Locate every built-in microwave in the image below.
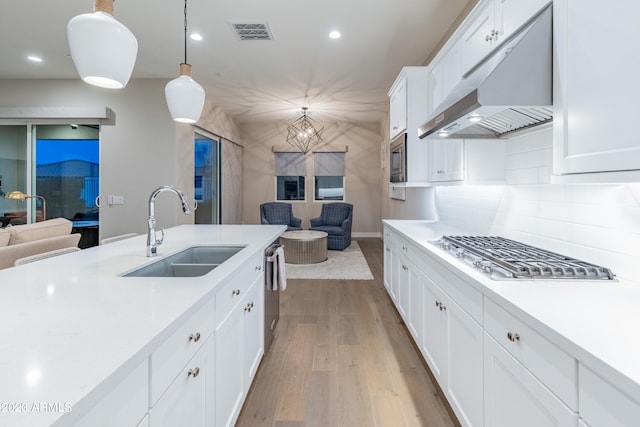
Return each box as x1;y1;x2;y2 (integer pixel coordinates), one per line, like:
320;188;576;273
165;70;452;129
390;133;406;183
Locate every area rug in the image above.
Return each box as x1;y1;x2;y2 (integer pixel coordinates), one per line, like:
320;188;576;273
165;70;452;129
285;241;374;280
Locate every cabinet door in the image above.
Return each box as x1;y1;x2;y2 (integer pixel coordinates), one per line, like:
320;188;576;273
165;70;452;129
445;293;484;427
389;245;401;303
484;333;578;427
243;279;264;389
421;271;447;383
397;252;410;321
431;42;462;112
554;0;640;175
461;0;495;73
215;304;245;427
407;263;422;345
429;139;464;182
383;242;392;291
389;77;407;138
150;341;210;427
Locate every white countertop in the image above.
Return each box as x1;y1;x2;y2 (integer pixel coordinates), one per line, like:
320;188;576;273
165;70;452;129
383;220;640;402
0;224;285;427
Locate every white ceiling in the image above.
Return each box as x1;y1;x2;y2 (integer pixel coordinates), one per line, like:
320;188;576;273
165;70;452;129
0;0;475;124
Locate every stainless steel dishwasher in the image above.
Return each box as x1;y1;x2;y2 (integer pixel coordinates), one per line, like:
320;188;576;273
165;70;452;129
264;242;281;351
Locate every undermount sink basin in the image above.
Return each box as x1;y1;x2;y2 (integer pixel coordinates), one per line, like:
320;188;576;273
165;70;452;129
122;245;246;278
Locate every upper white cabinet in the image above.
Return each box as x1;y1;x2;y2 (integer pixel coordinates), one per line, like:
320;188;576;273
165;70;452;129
461;0;551;74
389;76;408;139
430;41;462;113
388;67;431;184
553;0;640;180
428;139;506;184
429;139;465;182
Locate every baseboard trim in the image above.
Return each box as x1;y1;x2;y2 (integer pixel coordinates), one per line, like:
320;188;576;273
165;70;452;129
353;232;382;238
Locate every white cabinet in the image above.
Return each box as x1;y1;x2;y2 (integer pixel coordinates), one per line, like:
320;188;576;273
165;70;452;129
430;41;462;113
389;76;408;139
421;278;483;427
553;0;640;180
388;67;431;184
215;274;265;427
484;334;578;427
578;364;640;427
150;339;212;427
428;139;465;182
461;0;550;74
428;139;506;184
384;228;483;427
383;230;392;291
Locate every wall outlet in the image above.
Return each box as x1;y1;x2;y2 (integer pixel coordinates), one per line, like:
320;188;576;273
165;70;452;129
108;195;125;205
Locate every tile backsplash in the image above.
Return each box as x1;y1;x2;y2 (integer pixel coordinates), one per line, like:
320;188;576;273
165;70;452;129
435;126;640;284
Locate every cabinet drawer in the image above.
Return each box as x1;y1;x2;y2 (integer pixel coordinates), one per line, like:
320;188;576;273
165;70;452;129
150;298;216;405
579;364;640;427
414;249;483;325
484;298;577;410
216;252;263;326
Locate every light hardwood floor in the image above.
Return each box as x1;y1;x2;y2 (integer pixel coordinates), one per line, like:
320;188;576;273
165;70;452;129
236;239;459;427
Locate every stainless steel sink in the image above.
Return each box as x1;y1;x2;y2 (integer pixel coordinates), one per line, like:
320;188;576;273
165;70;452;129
122;245;246;278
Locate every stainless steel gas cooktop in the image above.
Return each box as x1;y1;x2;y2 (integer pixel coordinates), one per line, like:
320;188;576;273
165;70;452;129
433;236;615;281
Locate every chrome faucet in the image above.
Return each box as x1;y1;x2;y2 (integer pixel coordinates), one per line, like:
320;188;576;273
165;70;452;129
147;186;191;257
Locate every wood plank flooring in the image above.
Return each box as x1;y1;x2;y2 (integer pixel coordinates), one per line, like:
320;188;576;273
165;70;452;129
236;239;459;427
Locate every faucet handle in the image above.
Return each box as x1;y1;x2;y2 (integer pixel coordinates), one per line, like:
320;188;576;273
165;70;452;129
155;228;165;246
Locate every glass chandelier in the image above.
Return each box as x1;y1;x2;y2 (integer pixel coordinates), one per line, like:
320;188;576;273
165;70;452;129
286;108;324;154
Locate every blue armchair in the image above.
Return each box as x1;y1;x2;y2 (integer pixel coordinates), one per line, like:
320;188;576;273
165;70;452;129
309;202;353;250
260;202;302;231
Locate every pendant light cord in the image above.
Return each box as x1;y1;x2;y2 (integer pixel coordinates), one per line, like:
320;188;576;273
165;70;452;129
183;0;188;65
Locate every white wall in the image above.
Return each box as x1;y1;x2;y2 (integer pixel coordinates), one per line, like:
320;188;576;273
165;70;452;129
0;79;240;242
240;120;382;236
435;126;640;284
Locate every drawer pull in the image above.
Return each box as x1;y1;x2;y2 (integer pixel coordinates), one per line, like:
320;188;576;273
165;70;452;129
187;367;200;378
232;289;241;296
507;332;520;342
402;264;408;271
255;265;262;271
188;332;201;343
244;303;252;313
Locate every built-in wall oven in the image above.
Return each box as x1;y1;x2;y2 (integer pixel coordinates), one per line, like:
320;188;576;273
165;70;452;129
390;133;407;183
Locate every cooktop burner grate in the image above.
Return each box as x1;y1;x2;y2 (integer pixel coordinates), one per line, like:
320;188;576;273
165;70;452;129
437;236;615;280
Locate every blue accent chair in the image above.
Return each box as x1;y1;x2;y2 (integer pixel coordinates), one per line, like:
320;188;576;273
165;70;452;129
260;202;302;231
309;202;353;250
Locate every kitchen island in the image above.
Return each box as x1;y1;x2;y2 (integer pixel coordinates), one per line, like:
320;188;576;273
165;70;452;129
0;224;285;427
384;220;640;427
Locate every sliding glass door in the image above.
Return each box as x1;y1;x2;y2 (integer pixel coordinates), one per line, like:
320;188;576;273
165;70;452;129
0;123;100;247
194;131;221;224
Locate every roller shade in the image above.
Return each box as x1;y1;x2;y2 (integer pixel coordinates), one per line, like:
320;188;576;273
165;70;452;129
314;152;345;176
274;152;306;175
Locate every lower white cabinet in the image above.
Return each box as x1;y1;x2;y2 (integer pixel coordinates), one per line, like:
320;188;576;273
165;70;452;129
150;338;213;427
484;333;577;427
215;277;264;427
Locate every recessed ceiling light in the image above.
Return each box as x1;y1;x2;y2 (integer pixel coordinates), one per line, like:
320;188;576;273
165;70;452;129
329;31;341;39
468;115;483;123
438;131;449;137
27;55;43;63
190;33;203;41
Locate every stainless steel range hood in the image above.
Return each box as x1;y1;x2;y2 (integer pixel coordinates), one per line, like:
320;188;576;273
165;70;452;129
418;6;552;140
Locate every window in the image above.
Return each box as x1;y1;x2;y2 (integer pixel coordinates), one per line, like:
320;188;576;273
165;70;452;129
314;152;345;201
194;132;221;224
274;152;306;201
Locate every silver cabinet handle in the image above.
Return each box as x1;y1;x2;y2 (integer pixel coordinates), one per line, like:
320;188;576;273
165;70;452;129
255;265;262;271
402;264;408;271
486;34;491;42
244;303;252;313
435;301;446;311
232;289;240;296
507;332;520;342
188;332;201;343
187;367;200;378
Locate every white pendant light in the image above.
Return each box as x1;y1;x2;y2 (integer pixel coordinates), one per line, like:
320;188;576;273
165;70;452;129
165;0;205;124
67;0;138;89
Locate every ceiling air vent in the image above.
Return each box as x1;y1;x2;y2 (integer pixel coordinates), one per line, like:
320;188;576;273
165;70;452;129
229;21;274;41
